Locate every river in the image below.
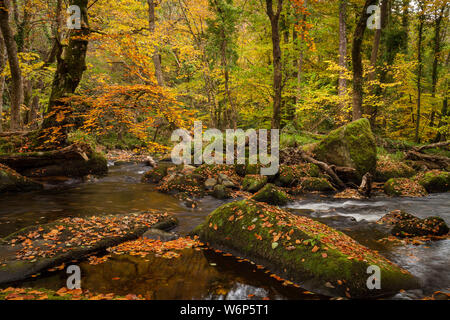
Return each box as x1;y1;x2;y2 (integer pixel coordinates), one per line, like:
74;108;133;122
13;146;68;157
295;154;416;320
0;162;448;300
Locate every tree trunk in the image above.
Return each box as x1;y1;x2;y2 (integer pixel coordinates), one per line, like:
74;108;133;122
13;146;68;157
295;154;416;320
338;0;348;111
297;0;307;102
266;0;283;129
0;33;5;133
414;9;424;144
401;0;409;53
0;0;23;130
45;0;64;66
368;0;389;126
352;0;377;121
148;0;165;86
42;0;90;143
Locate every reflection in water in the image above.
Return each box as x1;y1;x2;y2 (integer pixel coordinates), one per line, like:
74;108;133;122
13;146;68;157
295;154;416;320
1;164;449;299
19;249;325;300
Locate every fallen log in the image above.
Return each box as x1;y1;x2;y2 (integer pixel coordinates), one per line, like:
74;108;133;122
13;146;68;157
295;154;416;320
299;151;346;189
405;150;450;169
0;143;107;178
415;140;450;152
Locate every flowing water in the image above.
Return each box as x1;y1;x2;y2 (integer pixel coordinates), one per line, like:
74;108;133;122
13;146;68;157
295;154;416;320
0;163;448;299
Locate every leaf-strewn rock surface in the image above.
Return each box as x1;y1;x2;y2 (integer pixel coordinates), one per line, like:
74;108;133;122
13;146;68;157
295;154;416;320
194;200;418;298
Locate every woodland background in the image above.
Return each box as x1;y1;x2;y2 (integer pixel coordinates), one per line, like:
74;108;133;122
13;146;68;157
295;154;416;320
0;0;448;153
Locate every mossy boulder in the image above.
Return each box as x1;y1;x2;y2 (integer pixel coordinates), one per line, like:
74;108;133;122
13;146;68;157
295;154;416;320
300;177;336;192
278;163;320;187
384;178;428;197
193;200;418;298
252;184;289;206
313;119;377;180
212;184;231;200
375;157;416;182
0;164;43;193
417;170;450;193
242;175;268;193
378;210;449;238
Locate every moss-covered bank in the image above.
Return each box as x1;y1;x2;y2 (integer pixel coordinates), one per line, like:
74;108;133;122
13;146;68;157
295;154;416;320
0;164;43;193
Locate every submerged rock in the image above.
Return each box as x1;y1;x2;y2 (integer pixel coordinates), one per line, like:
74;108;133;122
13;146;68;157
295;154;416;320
378;210;449;238
252;183;289;206
384;178;428;197
313;118;377;180
142;163;174;184
212;184;231;200
143;229;180;242
417;170;450;193
242;175;268;193
0;164;43;193
157;173;205;196
204;178;218;190
193;200;418;298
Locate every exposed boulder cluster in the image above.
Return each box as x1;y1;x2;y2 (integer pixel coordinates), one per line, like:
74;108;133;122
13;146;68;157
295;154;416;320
378;210;449;238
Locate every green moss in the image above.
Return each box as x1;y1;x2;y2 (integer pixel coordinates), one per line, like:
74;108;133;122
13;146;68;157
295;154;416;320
242;175;268;193
194;200;418;298
417;171;450;193
300;177;335;192
278;164;320;187
252;184;289;206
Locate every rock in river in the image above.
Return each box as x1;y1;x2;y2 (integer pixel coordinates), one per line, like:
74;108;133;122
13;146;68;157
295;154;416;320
193;200;418;298
378;210;449;238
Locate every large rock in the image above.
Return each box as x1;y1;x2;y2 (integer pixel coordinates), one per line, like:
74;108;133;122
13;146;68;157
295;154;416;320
378;210;449;237
193;200;418;298
0;164;43;193
313;118;377;180
417;170;450;193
